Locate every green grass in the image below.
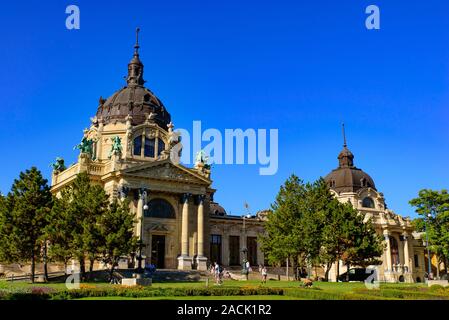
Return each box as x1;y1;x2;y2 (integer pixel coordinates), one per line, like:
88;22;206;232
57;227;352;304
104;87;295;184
77;295;303;300
0;278;445;300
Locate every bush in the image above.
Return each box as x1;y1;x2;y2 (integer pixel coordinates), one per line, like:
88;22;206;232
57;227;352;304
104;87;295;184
0;285;285;300
429;284;445;292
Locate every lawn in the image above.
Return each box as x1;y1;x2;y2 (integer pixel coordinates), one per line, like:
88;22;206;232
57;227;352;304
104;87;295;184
0;278;446;300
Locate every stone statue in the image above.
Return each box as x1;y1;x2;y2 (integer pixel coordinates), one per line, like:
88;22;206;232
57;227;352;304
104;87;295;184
108;136;123;159
74;136;94;158
50;157;66;172
195;150;211;169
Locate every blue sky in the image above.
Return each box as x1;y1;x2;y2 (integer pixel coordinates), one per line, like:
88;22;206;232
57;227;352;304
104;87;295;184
0;1;448;218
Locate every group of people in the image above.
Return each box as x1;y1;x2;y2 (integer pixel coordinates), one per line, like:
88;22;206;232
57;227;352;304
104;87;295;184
209;262;268;284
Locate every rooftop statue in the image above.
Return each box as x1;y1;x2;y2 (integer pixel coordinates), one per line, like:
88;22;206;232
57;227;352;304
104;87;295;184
195;150;211;170
50;157;66;172
108;136;123;159
74;136;95;159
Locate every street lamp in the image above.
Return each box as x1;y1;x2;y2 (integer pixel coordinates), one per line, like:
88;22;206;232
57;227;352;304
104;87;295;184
241;214;252;279
424;211;433;281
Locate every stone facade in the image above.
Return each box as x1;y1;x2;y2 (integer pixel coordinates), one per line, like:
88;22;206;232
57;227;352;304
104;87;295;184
49;33;426;282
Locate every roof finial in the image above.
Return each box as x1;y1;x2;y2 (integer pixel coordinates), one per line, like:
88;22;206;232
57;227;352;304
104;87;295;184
134;27;140;55
342;122;347;148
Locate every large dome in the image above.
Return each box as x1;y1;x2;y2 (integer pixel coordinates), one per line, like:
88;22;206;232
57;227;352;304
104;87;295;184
324;143;376;193
96;86;171;129
95;29;171;129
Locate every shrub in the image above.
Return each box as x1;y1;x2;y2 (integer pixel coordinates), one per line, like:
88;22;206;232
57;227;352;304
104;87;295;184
429;284;445;292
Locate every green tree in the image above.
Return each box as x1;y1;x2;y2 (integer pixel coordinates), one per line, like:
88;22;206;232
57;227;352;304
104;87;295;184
259;175;307;270
98;199;137;281
52;172;109;279
44;192;73;275
0;167;52;282
410;189;449;276
260;174;384;282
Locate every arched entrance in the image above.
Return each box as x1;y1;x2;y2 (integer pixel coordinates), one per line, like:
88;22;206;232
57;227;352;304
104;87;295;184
145;198;176;269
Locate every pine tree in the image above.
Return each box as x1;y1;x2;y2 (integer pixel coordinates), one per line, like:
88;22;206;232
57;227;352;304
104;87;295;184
60;172;109;279
98;199;138;281
0;167;52;282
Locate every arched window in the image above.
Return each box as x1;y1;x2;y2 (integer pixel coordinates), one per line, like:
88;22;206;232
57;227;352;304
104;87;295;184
158;139;166;156
390;237;400;265
144;137;155;157
362;197;375;208
133;136;142;156
144;198;175;219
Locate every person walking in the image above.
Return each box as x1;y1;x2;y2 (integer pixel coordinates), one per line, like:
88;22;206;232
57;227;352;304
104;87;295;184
214;263;221;285
261;266;267;284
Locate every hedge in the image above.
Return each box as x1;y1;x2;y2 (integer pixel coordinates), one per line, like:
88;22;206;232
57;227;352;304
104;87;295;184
0;286;285;300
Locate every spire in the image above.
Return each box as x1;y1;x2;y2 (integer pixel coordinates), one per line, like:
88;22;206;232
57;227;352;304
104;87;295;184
134;27;140;56
338;123;354;167
127;27;145;87
342;122;347;148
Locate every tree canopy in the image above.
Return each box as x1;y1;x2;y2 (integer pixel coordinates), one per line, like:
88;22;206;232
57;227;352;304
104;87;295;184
260;175;384;281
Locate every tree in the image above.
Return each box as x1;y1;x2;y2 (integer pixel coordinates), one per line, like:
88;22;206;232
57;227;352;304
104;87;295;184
259;175;307;270
59;172;109;279
44;192;74;275
98;199;137;281
0;167;52;282
0;193;14;263
410;189;449;276
260;174;384;282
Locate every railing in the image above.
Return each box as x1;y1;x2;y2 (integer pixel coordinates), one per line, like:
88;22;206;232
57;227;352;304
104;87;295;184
53;164;79;185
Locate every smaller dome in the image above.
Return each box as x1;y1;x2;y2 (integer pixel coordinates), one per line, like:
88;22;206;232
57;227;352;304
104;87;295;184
210;202;227;216
325;137;376;193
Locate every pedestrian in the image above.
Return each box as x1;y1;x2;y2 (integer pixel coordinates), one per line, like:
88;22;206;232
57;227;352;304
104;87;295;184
214;263;221;284
261;266;267;284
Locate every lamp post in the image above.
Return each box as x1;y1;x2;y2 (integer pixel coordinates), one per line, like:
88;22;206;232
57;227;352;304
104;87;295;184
424;211;433;281
241;214;251;279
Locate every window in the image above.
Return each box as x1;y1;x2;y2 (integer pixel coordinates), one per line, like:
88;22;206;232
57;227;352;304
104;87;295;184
229;236;240;266
134;135;165;158
210;235;222;264
390;237;400;265
133;136;142;156
247;237;258;266
144;198;175;219
414;254;419;268
362;197;375;208
144;137;155;158
158;139;166;156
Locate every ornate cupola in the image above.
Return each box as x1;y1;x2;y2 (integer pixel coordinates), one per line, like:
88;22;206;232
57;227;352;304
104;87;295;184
324;124;377;193
95;28;171;129
337;124;354;167
126;28;145;87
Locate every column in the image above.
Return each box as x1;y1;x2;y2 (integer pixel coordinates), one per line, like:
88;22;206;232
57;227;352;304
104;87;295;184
135;188;147;272
178;193;192;270
196;195;208;270
197;195;205;256
136;193;144;240
403;232;411;273
384;231;393;275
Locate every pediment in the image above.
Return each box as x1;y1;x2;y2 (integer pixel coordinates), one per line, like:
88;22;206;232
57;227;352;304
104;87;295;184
121;159;211;186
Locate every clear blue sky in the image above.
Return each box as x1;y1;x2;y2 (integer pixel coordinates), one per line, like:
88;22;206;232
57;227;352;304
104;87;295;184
0;1;448;218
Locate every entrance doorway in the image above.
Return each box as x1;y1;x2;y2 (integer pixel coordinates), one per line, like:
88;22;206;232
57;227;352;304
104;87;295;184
247;237;258;266
151;235;166;268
